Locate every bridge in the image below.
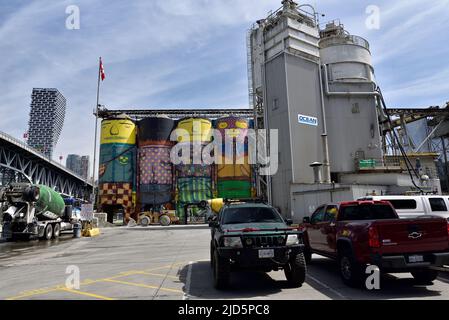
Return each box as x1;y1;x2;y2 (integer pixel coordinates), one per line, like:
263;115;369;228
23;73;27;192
0;130;93;201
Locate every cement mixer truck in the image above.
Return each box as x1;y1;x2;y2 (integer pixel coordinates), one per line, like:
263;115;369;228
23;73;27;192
0;183;81;241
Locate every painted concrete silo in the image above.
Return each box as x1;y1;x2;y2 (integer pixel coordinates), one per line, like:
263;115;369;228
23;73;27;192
319;22;383;174
174;118;213;220
138;117;176;208
216;116;253;199
98;116;137;223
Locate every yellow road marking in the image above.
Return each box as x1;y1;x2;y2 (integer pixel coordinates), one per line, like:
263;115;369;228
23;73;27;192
6;288;60;300
143;265;174;272
4;262;189;300
81;279;102;285
60;288;114;300
138;272;179;280
143;261;188;272
102;279;183;294
108;272;141;280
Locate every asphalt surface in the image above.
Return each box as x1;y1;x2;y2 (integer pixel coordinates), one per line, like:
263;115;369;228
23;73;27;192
1;226;449;300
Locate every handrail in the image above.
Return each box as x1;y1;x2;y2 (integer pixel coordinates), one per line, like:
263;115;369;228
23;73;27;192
0;130;91;185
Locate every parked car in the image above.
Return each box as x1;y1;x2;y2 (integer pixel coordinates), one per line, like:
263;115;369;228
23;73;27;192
301;200;449;287
209;201;306;289
358;195;449;220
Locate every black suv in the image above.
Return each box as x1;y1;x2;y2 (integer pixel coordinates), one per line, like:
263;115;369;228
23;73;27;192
209;202;307;289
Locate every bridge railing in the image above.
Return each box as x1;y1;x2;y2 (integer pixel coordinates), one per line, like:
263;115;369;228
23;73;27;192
0;130;91;186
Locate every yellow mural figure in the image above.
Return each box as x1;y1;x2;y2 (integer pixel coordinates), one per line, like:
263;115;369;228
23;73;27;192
176;118;212;143
100;118;136;145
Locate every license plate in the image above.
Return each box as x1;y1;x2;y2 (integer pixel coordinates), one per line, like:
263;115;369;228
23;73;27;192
408;255;424;263
259;249;275;259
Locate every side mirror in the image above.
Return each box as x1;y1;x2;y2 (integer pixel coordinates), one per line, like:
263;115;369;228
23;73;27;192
303;217;311;224
286;219;293;226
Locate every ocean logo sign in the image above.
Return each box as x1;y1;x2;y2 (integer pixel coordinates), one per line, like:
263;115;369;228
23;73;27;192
298;114;318;127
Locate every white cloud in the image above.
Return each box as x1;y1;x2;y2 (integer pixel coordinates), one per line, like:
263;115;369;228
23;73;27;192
371;0;449;64
382;66;449;107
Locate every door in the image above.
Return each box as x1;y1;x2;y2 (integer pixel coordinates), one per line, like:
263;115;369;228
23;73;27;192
307;206;326;252
320;205;338;255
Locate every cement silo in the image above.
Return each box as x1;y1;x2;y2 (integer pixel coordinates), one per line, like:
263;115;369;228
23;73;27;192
319;22;383;174
216;116;253;199
174;118;213;220
249;1;325;217
98;116;137;223
137;117;176;208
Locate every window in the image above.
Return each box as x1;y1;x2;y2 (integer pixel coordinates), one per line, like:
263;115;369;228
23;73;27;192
324;206;338;222
311;206;326;224
429;198;447;212
339;204;397;221
388;199;417;210
272;98;279;111
222;207;284;225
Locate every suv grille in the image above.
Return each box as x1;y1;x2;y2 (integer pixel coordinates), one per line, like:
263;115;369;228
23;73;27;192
242;235;286;248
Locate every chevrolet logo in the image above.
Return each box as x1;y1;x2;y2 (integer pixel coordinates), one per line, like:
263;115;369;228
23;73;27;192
408;232;423;239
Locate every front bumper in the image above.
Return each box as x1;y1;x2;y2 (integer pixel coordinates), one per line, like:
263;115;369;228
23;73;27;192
371;252;449;272
217;244;304;269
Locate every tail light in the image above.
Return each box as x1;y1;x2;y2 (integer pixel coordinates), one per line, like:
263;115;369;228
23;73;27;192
368;226;381;248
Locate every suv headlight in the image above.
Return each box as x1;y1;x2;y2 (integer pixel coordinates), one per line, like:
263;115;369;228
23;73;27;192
286;235;299;246
224;237;243;248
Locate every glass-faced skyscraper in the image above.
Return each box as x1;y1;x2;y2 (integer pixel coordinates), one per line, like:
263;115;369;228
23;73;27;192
27;88;66;158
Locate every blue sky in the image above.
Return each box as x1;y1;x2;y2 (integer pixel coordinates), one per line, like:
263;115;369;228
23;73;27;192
1;0;448;173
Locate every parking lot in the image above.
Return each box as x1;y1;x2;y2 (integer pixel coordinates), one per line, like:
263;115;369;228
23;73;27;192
1;226;449;300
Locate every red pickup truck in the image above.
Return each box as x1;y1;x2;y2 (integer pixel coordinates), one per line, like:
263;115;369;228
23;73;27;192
302;201;449;287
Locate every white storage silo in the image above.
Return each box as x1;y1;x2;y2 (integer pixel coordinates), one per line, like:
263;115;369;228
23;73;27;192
319;22;383;174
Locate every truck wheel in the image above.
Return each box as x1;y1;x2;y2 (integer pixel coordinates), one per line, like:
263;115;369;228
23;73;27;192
53;223;61;239
284;253;307;288
41;224;53;241
411;269;439;285
338;250;363;287
160;215;171;226
298;236;312;264
303;247;312;264
213;249;230;290
140;216;150;227
210;241;215;268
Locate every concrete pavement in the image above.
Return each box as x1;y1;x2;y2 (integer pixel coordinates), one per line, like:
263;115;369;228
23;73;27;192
1;226;449;300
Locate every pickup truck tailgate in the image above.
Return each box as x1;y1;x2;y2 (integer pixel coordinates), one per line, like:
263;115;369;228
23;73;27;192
375;217;449;254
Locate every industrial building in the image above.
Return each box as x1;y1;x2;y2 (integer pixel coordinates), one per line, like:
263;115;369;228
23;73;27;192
27;88;66;158
94;1;446;224
248;0;442;221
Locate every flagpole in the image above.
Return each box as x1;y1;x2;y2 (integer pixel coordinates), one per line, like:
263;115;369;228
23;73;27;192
92;57;101;210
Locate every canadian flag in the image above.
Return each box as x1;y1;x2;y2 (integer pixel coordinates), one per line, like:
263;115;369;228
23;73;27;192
99;57;106;81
